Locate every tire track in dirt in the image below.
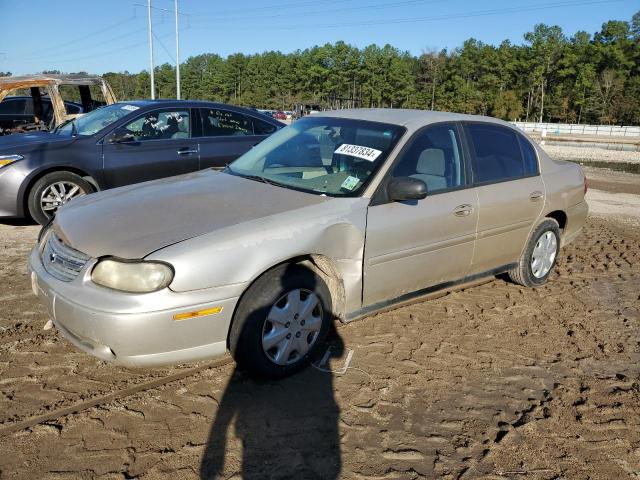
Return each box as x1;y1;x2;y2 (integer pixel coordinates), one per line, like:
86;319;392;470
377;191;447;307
0;217;638;479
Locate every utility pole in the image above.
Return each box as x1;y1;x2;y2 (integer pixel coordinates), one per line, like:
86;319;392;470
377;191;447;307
147;0;155;99
174;0;181;99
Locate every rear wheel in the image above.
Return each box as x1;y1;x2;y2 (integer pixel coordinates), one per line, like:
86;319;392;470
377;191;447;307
229;263;332;379
27;171;91;225
508;218;561;287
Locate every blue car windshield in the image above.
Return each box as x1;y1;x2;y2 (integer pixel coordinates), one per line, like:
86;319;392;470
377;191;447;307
55;103;141;136
228;117;405;197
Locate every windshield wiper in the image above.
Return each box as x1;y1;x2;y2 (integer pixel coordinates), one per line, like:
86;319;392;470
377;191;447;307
52;118;72;134
224;166;285;188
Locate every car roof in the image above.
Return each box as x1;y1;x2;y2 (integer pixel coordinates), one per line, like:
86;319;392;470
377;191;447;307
315;108;515;133
118;100;283;123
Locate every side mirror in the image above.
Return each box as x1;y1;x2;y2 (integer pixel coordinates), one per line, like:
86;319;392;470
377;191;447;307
109;128;134;144
387;176;428;202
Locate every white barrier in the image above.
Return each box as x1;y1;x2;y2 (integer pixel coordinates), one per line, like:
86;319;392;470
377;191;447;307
512;122;640;138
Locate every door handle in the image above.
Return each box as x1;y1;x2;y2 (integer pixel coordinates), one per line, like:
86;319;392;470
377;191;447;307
529;191;544;201
453;204;473;217
177;149;198;155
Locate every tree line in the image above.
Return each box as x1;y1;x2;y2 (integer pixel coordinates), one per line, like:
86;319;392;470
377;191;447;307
5;12;640;125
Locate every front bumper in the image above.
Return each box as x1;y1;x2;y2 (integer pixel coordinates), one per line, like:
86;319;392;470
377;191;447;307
28;246;246;367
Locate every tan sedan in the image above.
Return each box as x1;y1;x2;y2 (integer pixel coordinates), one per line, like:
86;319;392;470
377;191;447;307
29;110;588;378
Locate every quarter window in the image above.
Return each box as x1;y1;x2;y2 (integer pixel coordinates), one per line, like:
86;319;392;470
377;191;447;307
123;110;190;141
200;108;252;136
518;134;539;176
393;123;466;193
252;117;277;135
466;124;527;183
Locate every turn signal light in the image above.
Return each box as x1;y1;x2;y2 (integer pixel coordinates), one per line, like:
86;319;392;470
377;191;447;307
173;306;223;321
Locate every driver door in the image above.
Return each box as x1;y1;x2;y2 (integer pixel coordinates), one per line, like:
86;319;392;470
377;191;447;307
363;123;478;306
101;108;199;188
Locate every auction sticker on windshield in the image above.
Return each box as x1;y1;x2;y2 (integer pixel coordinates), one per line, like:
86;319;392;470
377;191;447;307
334;143;382;162
340;176;360;191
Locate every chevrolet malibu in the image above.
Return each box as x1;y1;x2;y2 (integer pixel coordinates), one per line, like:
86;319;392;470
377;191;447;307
29;110;588;378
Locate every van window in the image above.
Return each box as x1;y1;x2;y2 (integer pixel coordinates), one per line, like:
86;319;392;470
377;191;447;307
466;124;526;183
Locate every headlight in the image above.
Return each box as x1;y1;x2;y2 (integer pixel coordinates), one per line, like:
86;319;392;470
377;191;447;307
0;154;24;168
91;258;174;293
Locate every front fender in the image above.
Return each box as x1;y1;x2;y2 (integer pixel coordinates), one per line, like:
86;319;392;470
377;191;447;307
148;197;369;315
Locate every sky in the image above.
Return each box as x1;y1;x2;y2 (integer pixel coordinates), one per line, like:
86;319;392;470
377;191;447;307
0;0;637;75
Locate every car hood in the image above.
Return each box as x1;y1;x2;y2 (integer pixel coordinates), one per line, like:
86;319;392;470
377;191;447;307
54;170;330;258
0;131;74;152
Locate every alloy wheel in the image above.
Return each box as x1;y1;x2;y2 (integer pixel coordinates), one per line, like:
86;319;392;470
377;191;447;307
40;181;86;215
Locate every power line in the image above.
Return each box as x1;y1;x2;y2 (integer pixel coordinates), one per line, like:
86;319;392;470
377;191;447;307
10;16;138;59
10;31;176;67
186;0;450;23
189;0;624;30
12;28;148;62
152;31;175;63
179;0;359;17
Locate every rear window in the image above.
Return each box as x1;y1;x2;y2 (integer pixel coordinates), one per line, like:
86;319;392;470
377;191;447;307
466;123;526;183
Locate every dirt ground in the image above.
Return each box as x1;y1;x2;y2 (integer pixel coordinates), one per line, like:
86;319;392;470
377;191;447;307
0;168;639;479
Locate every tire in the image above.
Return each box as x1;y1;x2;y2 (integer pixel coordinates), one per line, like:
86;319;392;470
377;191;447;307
229;262;333;379
27;171;92;225
508;218;561;287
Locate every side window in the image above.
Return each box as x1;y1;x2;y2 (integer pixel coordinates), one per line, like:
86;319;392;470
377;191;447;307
200;108;252;137
466;124;524;183
24;99;52;121
65;103;82;115
393;123;466;193
0;98;26;114
252;117;277;135
518;134;539;176
123;110;190;141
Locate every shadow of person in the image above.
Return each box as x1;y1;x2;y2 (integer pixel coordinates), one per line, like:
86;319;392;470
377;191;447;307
200;328;344;479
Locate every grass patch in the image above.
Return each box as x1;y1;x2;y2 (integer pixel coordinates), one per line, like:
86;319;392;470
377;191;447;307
568;159;640;175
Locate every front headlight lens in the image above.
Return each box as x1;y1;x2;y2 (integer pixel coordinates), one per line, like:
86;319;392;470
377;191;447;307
91;259;174;293
0;154;24;168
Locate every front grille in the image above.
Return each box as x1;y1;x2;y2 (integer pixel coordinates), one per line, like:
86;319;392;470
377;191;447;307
41;233;90;282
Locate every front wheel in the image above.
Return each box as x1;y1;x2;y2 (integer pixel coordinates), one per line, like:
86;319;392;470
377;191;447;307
508;218;561;287
27;171;92;225
229;263;333;379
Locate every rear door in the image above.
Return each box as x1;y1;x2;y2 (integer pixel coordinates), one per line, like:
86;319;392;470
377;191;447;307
101;108;199;188
363;122;478;306
463;122;545;274
196;108;277;169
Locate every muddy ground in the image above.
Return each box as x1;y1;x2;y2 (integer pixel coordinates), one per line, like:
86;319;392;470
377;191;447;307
0;168;639;479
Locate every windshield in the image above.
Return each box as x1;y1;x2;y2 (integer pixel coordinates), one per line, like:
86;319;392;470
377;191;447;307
55;103;141;136
228;117;405;196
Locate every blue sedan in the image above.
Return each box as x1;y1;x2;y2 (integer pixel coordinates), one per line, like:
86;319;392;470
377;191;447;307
0;100;284;224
